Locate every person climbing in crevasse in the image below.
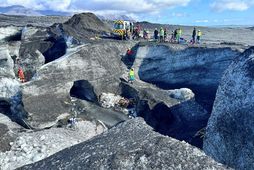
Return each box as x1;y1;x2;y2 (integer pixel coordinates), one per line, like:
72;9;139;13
129;68;135;84
127;48;133;56
17;67;25;83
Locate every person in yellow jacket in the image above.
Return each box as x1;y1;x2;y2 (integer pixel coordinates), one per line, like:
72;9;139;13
179;28;182;37
176;28;182;43
159;27;164;42
197;30;202;43
129;68;135;84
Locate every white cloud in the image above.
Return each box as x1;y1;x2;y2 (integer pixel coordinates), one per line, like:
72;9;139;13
211;0;254;12
195;19;209;23
171;12;188;17
0;0;191;14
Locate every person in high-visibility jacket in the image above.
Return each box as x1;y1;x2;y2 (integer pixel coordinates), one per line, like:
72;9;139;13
17;67;25;83
179;28;182;37
129;68;135;84
176;28;181;43
197;30;202;43
159;27;164;42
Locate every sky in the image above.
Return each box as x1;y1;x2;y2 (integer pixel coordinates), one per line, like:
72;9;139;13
0;0;254;26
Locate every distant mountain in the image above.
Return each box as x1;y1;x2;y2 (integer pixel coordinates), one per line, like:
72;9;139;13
249;27;254;31
0;5;71;16
97;14;135;21
37;10;71;16
0;5;43;16
0;5;135;21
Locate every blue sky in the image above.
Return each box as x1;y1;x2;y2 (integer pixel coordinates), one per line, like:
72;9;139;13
0;0;254;26
154;0;254;26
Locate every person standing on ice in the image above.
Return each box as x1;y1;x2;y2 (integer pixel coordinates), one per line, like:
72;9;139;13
176;28;180;43
154;28;159;41
179;28;183;39
164;28;167;42
197;30;202;44
129;68;135;84
192;27;196;44
159;27;164;42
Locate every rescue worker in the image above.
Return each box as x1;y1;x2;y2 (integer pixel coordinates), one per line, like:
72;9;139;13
197;30;202;44
129;68;135;84
17;67;25;83
192;27;196;44
159;27;164;42
127;48;133;56
179;28;183;40
154;28;159;40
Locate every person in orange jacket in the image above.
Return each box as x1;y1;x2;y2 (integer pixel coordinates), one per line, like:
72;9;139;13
18;67;25;83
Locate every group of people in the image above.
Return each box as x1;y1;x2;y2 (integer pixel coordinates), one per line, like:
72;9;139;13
126;27;203;84
191;27;202;44
126;24;142;40
153;27;202;44
153;27;167;42
124;24;203;44
170;28;183;43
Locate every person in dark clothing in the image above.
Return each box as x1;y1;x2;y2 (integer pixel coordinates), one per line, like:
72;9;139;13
170;30;174;42
192;27;196;44
164;28;167;42
154;28;159;41
132;27;138;40
174;29;177;42
130;23;133;34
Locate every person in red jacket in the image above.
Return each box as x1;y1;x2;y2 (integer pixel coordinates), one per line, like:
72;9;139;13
127;48;133;56
18;67;25;83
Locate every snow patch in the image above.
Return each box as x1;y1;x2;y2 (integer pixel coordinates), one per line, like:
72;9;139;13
0;26;21;41
0;120;105;170
168;88;194;101
0;78;20;99
99;93;123;109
